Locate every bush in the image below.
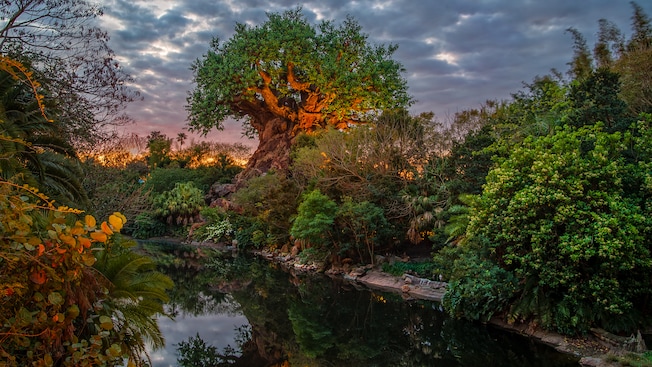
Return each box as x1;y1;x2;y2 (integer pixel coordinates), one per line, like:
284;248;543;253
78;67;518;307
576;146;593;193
442;249;520;322
153;181;204;226
130;211;167;239
464;123;652;334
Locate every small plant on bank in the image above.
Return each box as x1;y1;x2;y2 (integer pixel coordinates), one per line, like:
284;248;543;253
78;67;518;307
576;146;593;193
381;261;439;278
201;219;234;243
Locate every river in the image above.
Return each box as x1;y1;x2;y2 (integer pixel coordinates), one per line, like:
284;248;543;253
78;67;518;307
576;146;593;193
147;253;580;367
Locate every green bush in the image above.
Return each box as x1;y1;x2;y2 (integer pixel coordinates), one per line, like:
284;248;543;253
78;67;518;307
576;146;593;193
144;166;240;194
464;123;652;334
442;248;520;322
130;212;167;239
153;181;204;226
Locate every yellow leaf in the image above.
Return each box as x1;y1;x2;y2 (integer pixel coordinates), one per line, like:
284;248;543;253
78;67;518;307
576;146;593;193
70;226;85;236
108;214;124;232
59;234;76;246
85;215;96;228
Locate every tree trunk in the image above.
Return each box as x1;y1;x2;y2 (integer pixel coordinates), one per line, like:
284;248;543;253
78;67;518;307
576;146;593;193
235;116;295;186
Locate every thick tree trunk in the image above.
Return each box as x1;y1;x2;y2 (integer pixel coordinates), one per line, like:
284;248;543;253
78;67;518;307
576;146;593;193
235;116;295;186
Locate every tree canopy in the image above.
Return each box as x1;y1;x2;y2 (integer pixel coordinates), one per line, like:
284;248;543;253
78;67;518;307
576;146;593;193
187;8;412;176
188;8;412;136
0;0;140;146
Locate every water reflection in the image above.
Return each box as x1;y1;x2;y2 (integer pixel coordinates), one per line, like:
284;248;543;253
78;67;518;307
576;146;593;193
155;255;579;367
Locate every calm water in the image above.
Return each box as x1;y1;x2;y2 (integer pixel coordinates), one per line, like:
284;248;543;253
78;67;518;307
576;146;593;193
150;254;580;367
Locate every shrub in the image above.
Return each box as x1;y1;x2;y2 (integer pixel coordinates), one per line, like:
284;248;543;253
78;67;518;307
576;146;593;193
153;181;204;226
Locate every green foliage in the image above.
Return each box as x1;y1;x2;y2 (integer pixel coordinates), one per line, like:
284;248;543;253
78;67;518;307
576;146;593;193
335;197;390;264
153;181;204;226
232;172;299;247
93;235;174;360
442;248;520;323
201;219;234;243
290;189;337;248
381;261;438;278
606;351;652;367
0;68;87;207
567;68;633;133
146;131;172;169
463;123;652;334
188;7;411;136
176;333;223;367
130;212;167;239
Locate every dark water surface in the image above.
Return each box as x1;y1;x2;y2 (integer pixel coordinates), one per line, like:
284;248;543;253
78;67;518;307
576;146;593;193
150;255;580;367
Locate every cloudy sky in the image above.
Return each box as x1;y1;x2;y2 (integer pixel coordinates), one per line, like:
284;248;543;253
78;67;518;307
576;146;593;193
98;0;652;145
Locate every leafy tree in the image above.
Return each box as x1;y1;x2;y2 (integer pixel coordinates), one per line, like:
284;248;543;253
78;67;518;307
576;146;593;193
176;132;188;150
146;131;172;169
463;123;652;334
290;189;338;249
231;171;300;247
0;0;139;147
176;333;223;367
188;8;412;177
567;68;632;133
335;198;389;264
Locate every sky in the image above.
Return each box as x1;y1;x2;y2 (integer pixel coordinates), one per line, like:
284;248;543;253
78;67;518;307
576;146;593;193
98;0;652;146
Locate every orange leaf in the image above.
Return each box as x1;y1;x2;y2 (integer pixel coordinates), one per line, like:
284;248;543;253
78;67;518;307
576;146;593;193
37;244;45;256
78;237;91;249
30;269;47;285
90;231;107;243
101;221;113;236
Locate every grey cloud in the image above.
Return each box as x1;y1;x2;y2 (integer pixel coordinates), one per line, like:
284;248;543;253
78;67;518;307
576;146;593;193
101;0;652;144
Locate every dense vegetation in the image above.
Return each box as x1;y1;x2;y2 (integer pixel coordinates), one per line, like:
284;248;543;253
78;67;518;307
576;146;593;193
2;2;652;365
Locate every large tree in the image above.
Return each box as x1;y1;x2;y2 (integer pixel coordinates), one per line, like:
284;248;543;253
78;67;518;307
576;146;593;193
0;0;140;147
187;8;412;179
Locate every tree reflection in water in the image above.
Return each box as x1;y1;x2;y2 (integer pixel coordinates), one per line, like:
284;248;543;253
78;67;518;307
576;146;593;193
162;254;579;367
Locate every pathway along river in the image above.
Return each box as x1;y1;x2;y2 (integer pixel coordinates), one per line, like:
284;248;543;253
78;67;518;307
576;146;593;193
148;252;580;367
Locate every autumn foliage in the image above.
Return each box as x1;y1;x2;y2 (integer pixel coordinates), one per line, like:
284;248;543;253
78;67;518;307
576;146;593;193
0;181;137;366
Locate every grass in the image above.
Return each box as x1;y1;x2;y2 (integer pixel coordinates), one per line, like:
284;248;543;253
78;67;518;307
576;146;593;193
605;351;652;367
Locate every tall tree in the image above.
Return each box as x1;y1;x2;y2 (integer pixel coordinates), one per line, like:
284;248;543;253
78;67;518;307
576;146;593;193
188;8;412;179
0;0;140;147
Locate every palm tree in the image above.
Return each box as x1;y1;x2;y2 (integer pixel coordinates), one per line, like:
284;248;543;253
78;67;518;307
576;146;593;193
0;66;87;206
93;236;174;365
176;132;187;151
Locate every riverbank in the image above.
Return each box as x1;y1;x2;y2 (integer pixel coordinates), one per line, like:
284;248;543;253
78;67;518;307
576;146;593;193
249;247;648;367
152;238;646;367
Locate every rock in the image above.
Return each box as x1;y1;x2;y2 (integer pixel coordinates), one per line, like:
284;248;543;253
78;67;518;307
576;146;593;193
401;284;411;293
404;276;413;285
279;243;290;254
290;244;300;256
208;183;236;198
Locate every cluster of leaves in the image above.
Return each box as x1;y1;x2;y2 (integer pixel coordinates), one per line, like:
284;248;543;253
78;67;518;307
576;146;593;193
153;182;204;226
0;182;171;366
